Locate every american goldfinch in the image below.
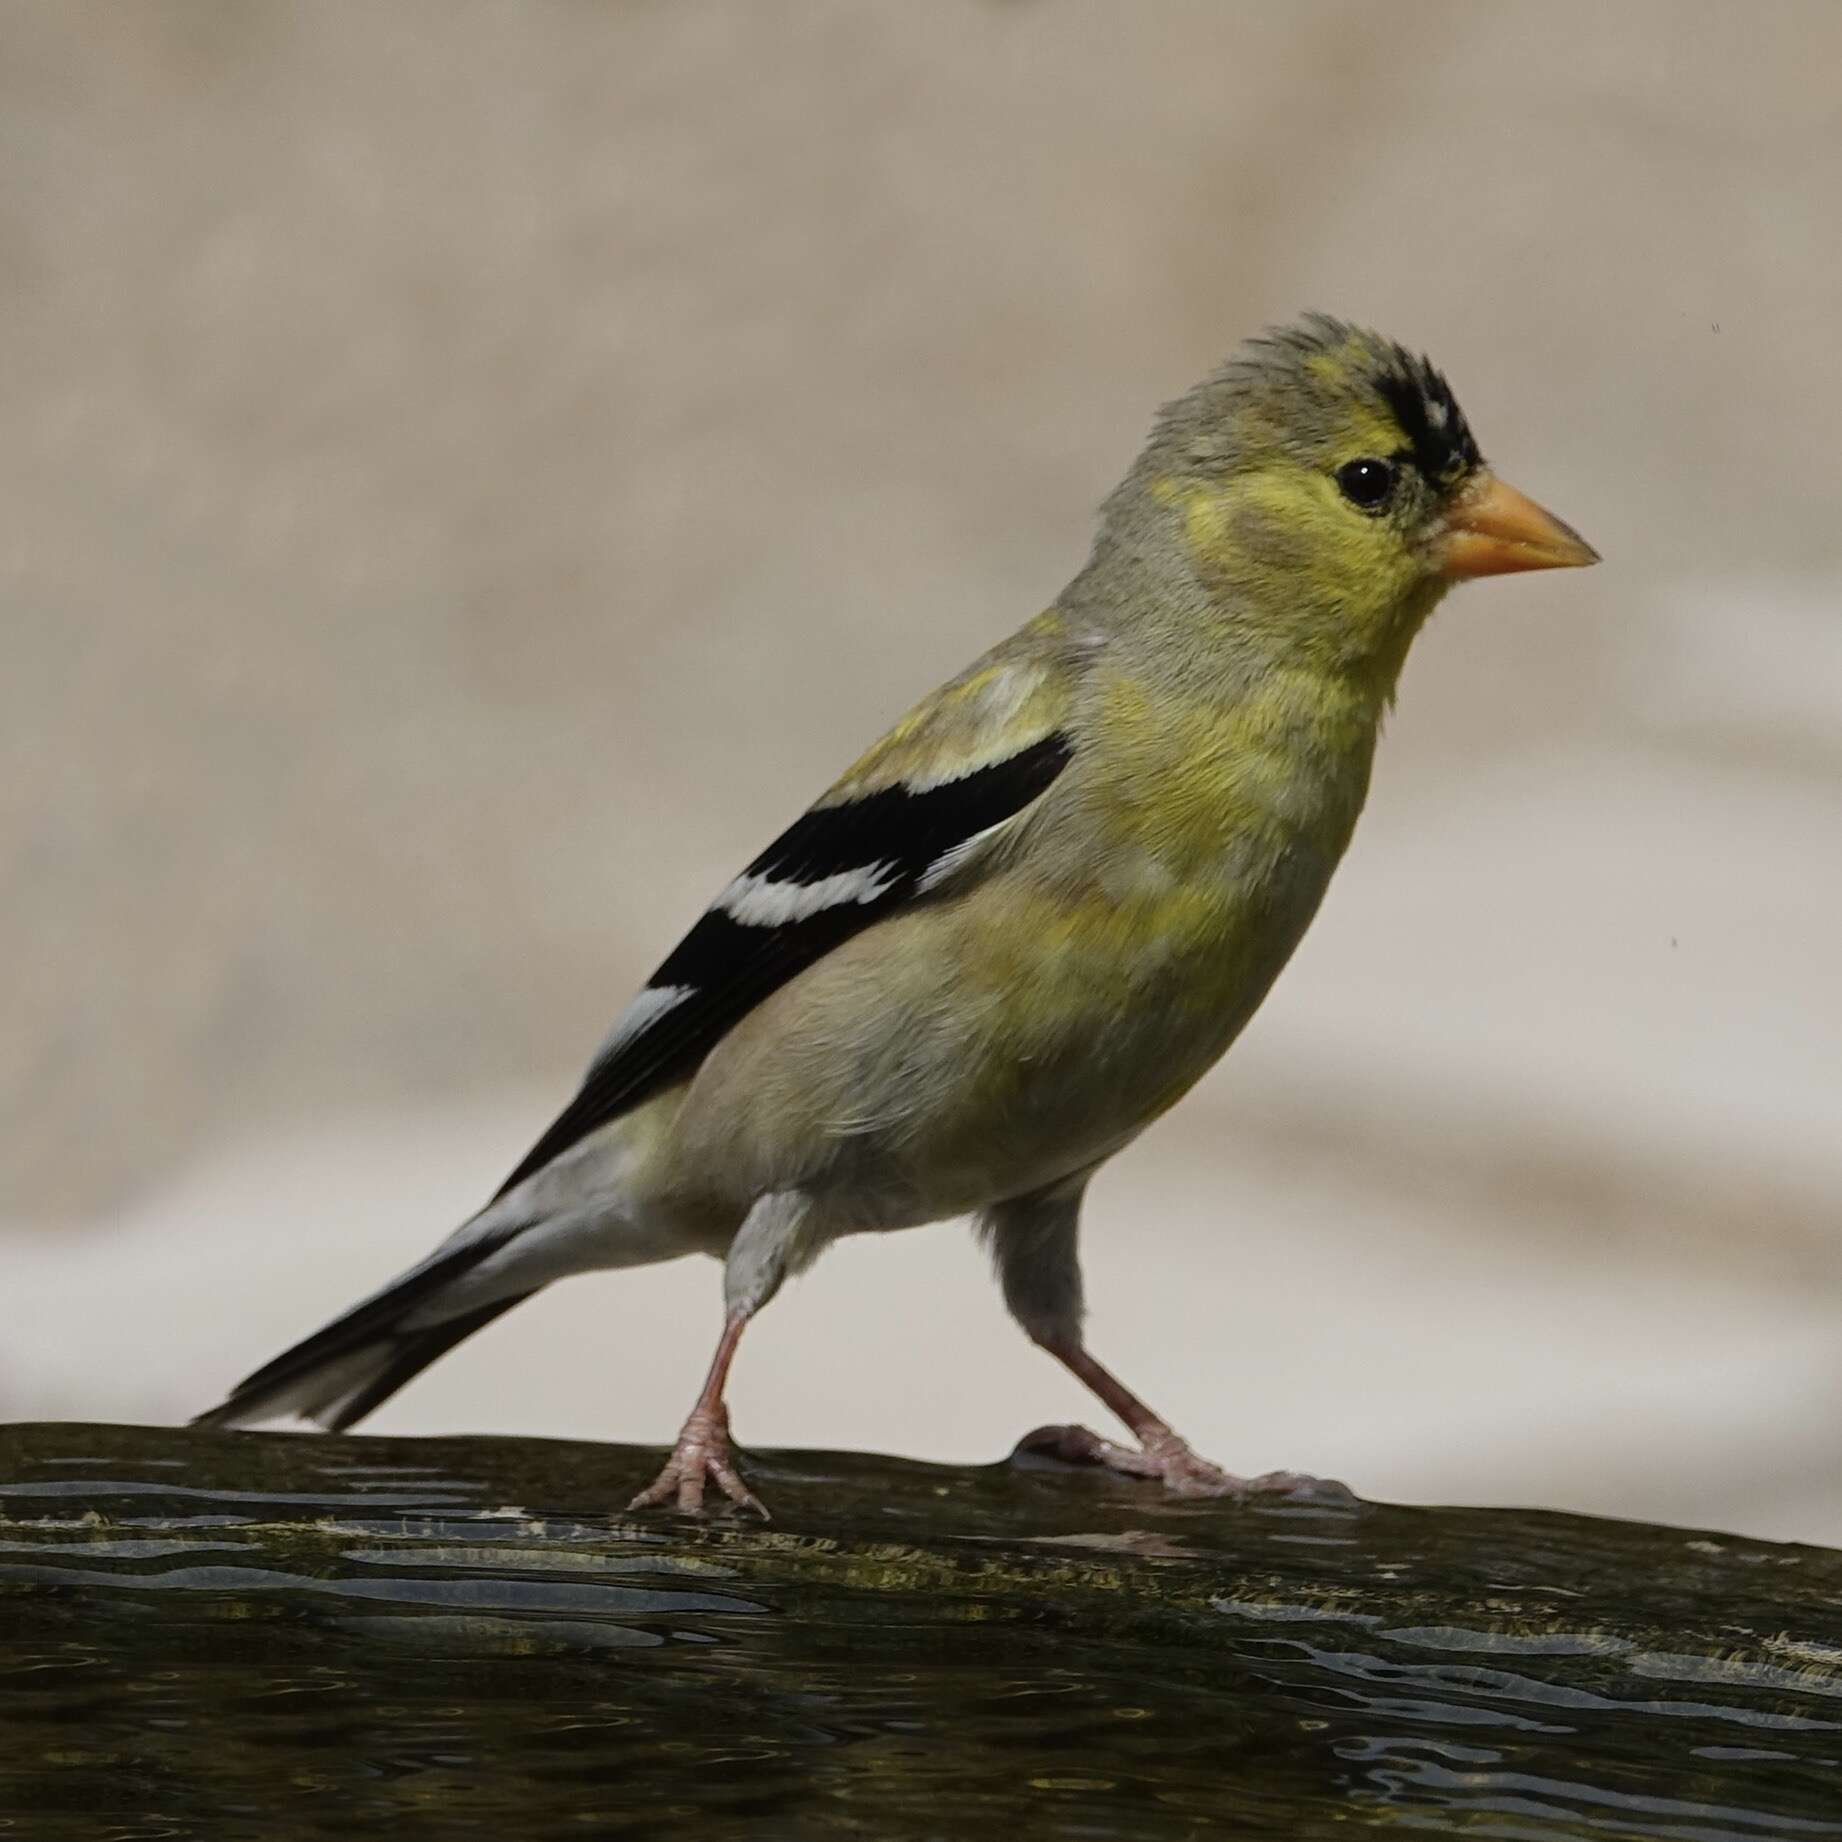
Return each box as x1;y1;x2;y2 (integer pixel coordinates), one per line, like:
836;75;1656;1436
198;316;1597;1516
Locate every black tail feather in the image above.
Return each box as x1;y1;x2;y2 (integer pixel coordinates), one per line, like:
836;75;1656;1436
194;1229;529;1431
322;1292;534;1431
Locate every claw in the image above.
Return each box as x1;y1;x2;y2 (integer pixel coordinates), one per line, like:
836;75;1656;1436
1013;1422;1352;1506
628;1409;770;1519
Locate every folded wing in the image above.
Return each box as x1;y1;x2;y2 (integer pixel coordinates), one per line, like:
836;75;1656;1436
493;649;1076;1199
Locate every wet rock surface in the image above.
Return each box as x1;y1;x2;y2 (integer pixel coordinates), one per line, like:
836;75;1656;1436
3;1421;1840;1839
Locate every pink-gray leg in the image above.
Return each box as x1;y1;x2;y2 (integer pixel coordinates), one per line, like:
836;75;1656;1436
979;1180;1346;1502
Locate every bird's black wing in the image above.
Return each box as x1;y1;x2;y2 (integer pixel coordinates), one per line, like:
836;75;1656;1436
491;730;1073;1199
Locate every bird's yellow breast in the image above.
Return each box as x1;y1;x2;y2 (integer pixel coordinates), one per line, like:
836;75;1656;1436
1087;665;1381;881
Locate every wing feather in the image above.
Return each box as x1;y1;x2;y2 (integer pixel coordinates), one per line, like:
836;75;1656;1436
492;648;1076;1200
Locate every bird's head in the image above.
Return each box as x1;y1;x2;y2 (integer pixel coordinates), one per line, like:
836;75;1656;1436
1107;315;1597;678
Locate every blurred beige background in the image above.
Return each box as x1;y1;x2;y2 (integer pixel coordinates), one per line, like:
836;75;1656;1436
4;2;1840;1544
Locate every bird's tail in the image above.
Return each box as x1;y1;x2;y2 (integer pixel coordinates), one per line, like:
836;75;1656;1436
193;1235;539;1434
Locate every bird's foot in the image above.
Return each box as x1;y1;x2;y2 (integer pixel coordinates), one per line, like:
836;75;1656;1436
1013;1422;1353;1506
627;1408;769;1518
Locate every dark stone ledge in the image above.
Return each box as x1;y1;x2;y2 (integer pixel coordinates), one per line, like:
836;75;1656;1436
3;1421;1840;1839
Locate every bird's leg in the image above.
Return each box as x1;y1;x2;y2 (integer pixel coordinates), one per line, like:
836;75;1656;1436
1016;1336;1328;1499
980;1182;1345;1502
626;1306;767;1517
628;1190;816;1520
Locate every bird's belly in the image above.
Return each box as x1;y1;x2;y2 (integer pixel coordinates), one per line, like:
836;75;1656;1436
670;841;1335;1230
873;909;1308;1218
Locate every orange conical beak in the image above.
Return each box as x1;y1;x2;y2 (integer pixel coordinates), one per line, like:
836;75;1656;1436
1436;473;1599;580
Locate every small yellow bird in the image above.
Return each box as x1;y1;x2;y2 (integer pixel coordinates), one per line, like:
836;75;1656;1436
199;316;1597;1516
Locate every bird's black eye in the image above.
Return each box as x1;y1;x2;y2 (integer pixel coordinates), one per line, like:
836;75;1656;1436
1335;457;1396;511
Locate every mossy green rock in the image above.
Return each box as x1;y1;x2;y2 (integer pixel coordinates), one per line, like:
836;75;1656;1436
3;1421;1840;1838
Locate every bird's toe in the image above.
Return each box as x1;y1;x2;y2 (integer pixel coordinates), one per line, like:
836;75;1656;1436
628;1416;770;1519
1011;1423;1353;1508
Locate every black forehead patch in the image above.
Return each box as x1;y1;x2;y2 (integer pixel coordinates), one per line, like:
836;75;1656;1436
1374;350;1482;487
